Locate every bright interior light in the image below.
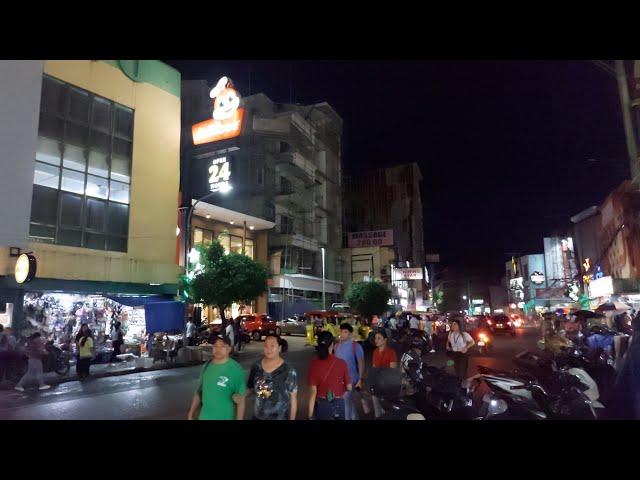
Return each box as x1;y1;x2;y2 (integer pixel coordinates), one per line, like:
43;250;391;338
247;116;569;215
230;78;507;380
219;183;233;194
249;226;255;230
176;226;180;237
230;221;235;225
206;215;211;219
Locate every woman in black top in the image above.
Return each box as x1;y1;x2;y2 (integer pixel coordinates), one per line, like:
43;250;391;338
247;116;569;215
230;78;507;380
246;335;298;420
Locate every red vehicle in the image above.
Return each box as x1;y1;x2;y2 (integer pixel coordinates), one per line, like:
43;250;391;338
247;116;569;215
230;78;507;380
237;314;279;341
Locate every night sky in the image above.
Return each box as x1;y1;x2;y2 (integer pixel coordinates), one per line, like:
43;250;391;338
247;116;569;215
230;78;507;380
166;60;630;283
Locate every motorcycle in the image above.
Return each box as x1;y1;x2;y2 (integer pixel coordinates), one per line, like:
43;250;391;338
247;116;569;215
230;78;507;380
8;340;71;382
368;368;426;420
473;328;493;355
470;364;600;420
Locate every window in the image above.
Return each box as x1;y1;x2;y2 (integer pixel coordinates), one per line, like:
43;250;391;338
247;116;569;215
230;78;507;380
279;141;291;153
280;215;294;234
29;75;133;252
257;167;264;186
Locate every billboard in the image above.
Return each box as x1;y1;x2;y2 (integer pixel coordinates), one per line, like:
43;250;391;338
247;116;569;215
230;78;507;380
347;229;393;248
394;268;423;280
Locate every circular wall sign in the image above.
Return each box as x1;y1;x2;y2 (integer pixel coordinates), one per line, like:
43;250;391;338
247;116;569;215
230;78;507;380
15;253;36;284
530;271;545;285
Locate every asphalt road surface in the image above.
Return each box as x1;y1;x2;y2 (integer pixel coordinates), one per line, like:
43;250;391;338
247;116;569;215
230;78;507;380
0;328;541;420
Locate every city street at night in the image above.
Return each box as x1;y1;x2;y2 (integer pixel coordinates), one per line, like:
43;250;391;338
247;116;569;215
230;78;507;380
0;329;541;420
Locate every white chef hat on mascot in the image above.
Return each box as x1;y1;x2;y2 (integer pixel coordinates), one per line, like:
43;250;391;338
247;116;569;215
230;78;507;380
210;76;230;99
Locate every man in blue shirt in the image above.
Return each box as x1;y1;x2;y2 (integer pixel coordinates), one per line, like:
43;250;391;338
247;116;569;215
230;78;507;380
334;323;365;420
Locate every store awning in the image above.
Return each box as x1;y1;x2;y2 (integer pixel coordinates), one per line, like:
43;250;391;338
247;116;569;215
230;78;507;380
106;295;174;307
144;301;185;334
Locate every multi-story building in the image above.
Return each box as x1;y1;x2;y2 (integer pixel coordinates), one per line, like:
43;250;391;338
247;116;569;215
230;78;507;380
0;60;182;334
343;163;425;308
504;254;547;314
180;83;344;319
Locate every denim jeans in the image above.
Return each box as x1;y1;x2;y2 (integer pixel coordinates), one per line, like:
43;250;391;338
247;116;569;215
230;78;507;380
343;390;360;420
315;398;346;420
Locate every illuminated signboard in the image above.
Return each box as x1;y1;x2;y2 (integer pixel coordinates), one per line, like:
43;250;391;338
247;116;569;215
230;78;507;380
208;156;232;193
15;253;36;284
472;299;484;305
530;271;545;285
347;230;394;248
395;268;423;280
589;275;614;299
192;76;244;145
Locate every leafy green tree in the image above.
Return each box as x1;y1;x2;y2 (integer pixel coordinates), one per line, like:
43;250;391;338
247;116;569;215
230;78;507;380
180;241;269;328
346;281;391;320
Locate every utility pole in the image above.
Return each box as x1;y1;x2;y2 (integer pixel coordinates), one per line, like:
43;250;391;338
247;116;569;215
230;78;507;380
615;60;640;183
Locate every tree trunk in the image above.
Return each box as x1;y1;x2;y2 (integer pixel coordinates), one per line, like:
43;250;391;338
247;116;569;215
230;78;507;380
219;305;228;332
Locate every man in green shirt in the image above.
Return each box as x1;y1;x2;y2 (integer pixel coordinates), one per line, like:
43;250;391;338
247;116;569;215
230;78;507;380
188;335;246;420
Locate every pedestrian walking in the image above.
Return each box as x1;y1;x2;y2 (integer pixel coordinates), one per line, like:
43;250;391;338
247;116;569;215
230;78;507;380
246;335;298;420
232;316;242;352
409;315;420;332
75;323;94;381
446;318;475;380
334;323;366;420
608;316;640;419
185;318;196;347
187;335;246;420
109;321;124;363
0;324;17;382
307;331;351;420
423;315;435;353
370;329;398;418
225;320;235;354
15;332;50;391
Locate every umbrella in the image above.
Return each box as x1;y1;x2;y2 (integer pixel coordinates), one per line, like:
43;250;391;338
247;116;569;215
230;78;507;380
595;301;631;313
573;310;605;319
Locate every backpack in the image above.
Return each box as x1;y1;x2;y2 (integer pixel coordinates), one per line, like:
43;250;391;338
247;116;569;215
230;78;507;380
336;341;360;370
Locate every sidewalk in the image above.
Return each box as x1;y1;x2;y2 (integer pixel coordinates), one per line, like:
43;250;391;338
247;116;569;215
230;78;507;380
0;341;267;390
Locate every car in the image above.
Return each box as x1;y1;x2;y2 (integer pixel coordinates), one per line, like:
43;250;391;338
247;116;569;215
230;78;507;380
276;315;307;336
482;314;516;336
237;314;279;341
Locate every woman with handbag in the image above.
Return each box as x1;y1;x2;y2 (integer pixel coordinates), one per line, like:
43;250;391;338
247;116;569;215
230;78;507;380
307;331;352;420
446;319;475;380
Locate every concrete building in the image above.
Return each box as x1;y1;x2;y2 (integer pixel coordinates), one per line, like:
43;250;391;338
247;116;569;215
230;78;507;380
343;163;425;308
180;83;344;319
0;60;182;331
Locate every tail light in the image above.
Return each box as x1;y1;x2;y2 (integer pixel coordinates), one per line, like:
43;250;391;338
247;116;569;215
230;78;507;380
507;321;513;326
487;320;492;325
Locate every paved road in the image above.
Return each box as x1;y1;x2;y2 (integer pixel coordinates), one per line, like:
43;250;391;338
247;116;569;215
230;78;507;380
0;328;541;420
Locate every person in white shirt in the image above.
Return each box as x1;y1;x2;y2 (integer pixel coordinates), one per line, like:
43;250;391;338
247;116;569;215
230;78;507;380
446;318;475;380
225;321;235;354
185;319;196;346
409;315;420;331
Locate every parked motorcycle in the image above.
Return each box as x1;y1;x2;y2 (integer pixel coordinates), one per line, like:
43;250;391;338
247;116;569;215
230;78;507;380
368;368;426;420
7;340;71;382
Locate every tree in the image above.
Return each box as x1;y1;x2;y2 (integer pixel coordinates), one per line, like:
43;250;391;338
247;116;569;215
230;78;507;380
346;281;391;320
179;241;270;329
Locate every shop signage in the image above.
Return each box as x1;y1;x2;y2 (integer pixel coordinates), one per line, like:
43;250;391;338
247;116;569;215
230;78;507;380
472;299;484;305
14;253;36;284
192;76;244;145
348;229;393;248
395;268;423;281
530;271;545;285
208;156;232;193
509;277;524;290
589;275;614;299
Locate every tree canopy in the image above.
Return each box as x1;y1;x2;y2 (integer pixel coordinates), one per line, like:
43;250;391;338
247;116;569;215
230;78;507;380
345;281;391;320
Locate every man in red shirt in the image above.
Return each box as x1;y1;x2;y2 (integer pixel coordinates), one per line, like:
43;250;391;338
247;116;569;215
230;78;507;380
307;331;352;420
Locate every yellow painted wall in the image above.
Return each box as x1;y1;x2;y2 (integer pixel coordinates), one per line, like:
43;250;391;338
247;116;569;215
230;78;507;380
0;60;182;285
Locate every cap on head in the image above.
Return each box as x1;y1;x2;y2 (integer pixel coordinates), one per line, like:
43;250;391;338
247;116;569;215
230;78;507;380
213;335;232;346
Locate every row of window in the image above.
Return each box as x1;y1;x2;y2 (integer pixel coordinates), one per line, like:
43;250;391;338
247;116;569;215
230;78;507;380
193;227;255;260
30;76;134;252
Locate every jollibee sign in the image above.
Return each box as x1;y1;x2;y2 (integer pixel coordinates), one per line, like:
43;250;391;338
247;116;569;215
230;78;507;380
192;76;244;145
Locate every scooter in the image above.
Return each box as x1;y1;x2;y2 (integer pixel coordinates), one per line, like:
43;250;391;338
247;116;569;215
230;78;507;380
368;368;426;420
473;328;493;355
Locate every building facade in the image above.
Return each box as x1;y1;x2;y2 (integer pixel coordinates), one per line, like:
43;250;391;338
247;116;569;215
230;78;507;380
343;163;426;309
0;60;182;333
180;84;344;320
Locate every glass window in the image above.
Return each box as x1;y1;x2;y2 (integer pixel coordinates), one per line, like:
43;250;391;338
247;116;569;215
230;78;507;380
89;129;110;153
30;185;58;225
91;97;112;133
107;203;129;236
29;224;56;243
193;228;203;245
68;88;90;124
88;150;109;178
111;155;131;183
230;235;243;254
36;136;61;165
109;180;129;204
245;238;254;259
65;122;88;148
218;233;230;254
107;236;127;253
34;162;60;189
38;113;64;140
61;168;85;194
113;137;132;159
85;198;105;231
114;105;133;139
41;76;66;116
203;230;213;245
60;192;82;228
86;174;109;199
58;229;82;247
85;232;106;250
62;144;86;172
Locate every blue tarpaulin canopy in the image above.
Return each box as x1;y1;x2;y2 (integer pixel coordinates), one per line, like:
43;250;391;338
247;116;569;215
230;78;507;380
106;295;172;307
144;301;185;334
